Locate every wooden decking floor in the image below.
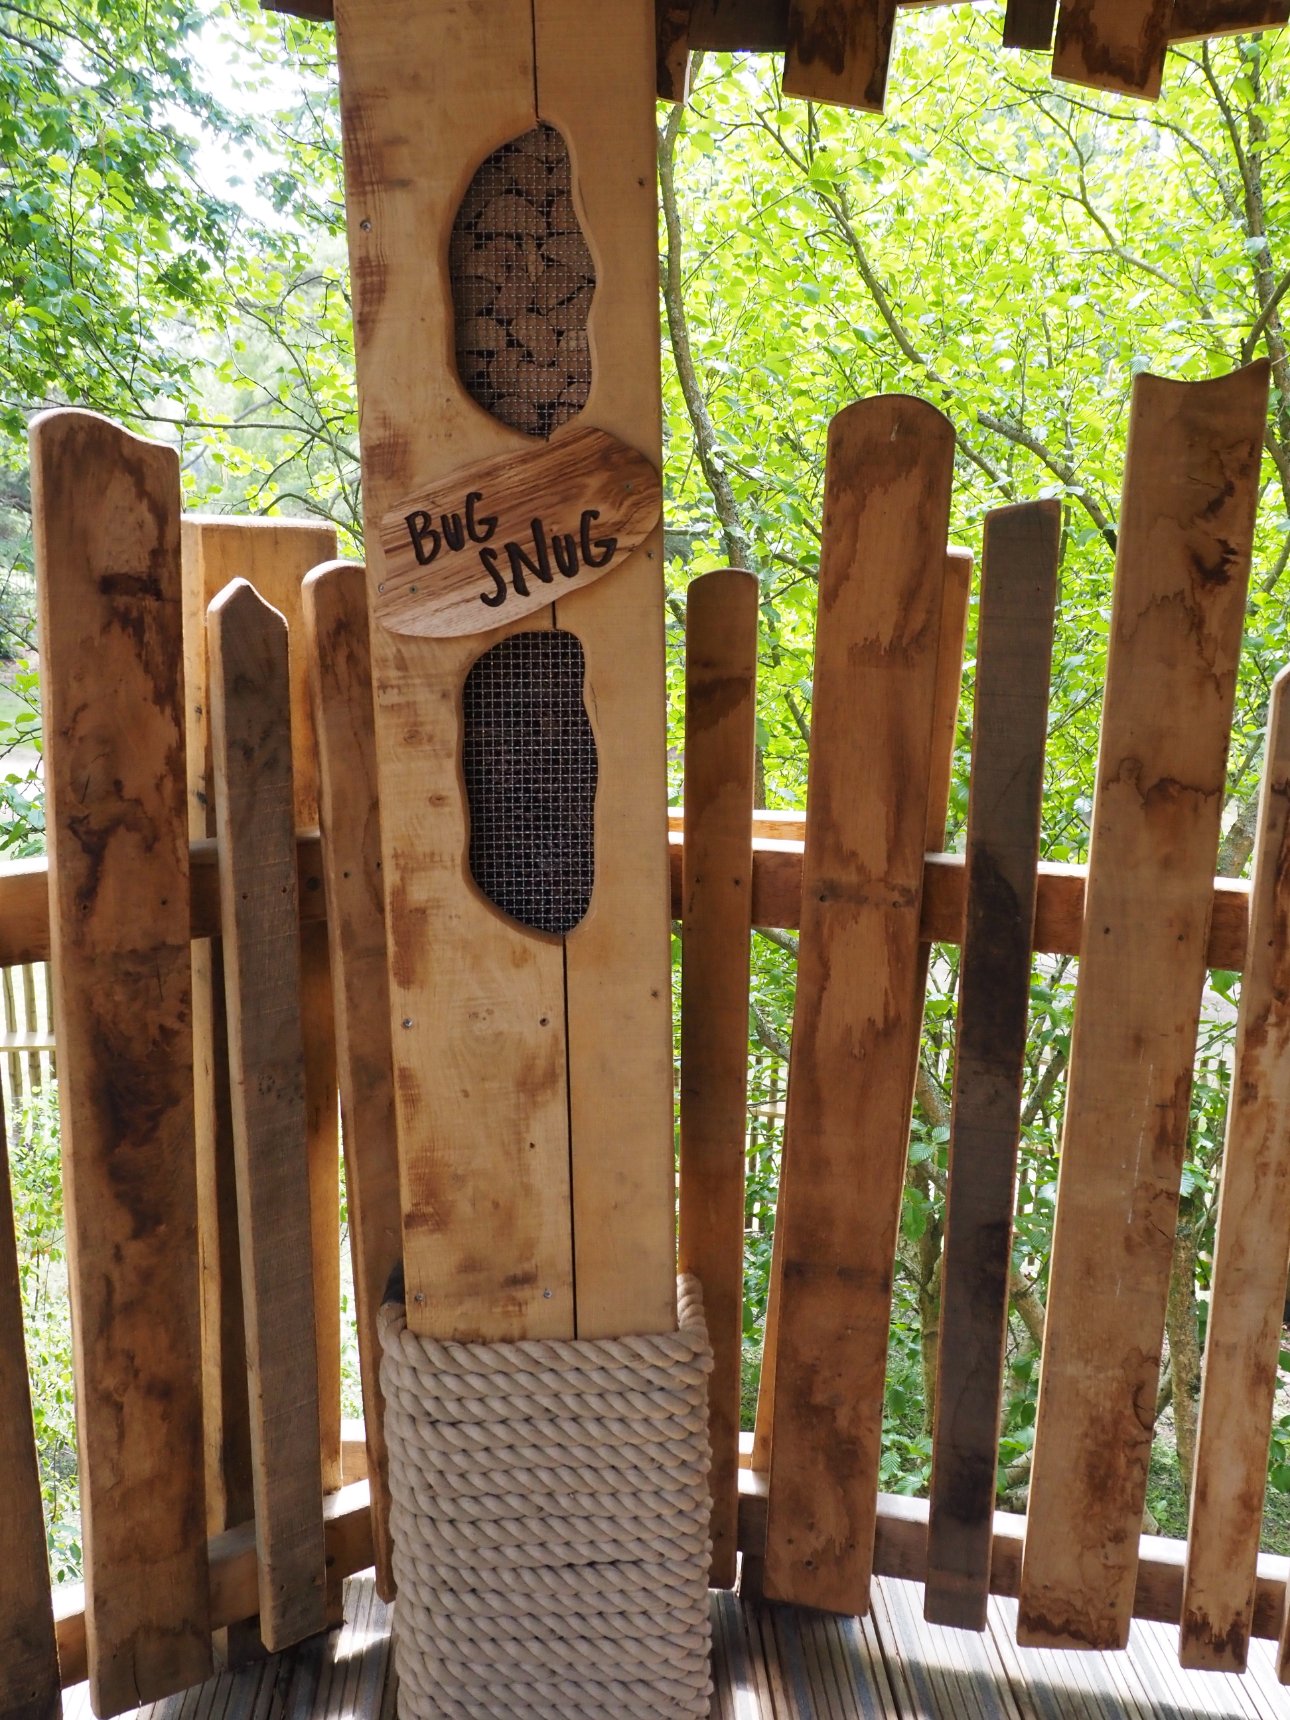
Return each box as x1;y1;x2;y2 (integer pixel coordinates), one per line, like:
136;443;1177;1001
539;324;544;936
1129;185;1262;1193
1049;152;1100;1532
59;1573;1290;1720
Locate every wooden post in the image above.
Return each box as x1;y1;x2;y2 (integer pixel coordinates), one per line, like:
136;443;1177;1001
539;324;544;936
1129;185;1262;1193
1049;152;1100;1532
32;409;211;1714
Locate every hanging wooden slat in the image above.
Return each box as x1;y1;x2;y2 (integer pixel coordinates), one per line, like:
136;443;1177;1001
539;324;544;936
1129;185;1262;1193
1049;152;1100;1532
208;578;327;1654
924;500;1059;1632
783;0;901;111
1179;665;1290;1675
657;0;695;99
0;1108;59;1720
1003;0;1057;49
32;409;211;1714
761;395;955;1617
1018;361;1269;1652
1169;0;1290;41
680;567;760;1590
303;560;401;1603
1052;0;1173;98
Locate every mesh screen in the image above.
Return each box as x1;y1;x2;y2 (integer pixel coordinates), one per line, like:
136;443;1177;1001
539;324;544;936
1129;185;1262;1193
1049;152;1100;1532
462;629;598;936
450;123;595;440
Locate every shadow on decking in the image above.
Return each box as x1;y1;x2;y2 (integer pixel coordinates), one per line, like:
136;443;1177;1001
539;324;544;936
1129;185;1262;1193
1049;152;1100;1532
60;1574;1290;1720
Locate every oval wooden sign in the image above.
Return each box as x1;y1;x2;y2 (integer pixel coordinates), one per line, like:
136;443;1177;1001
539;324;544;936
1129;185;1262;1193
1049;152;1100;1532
375;425;661;638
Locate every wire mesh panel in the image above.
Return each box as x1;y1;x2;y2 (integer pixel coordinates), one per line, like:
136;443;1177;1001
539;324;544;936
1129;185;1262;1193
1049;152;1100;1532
462;628;598;936
450;123;595;440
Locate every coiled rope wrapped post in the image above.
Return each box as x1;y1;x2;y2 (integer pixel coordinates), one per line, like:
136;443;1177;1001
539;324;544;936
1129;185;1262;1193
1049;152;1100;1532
380;1275;714;1717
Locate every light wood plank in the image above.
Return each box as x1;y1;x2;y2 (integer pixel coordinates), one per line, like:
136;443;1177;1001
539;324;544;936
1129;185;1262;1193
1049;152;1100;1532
0;1108;59;1720
1052;0;1173;98
182;516;342;1500
783;0;901;111
208;578;327;1654
925;502;1059;1632
1018;361;1269;1651
537;0;678;1340
680;567;760;1589
303;561;400;1602
1003;0;1056;49
32;408;212;1714
1181;666;1290;1673
334;0;575;1343
762;395;956;1616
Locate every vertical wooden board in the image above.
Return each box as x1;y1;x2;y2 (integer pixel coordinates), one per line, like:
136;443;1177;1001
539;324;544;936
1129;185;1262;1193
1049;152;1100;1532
0;1110;60;1720
761;395;955;1617
32;408;211;1713
1018;362;1269;1652
182;517;342;1497
657;0;694;100
784;0;900;112
537;0;678;1341
208;579;327;1654
1052;0;1172;99
1003;0;1057;49
333;0;575;1342
303;560;401;1602
924;501;1059;1632
680;567;760;1589
1181;667;1290;1673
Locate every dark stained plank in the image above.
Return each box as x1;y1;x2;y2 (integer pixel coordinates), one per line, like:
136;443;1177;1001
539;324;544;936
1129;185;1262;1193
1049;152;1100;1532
1018;362;1270;1652
1169;0;1290;40
657;0;694;100
762;395;955;1617
783;0;901;111
1052;0;1173;99
679;567;760;1590
32;407;212;1714
925;502;1059;1631
0;1108;60;1720
1003;0;1057;49
1181;667;1290;1674
208;578;327;1654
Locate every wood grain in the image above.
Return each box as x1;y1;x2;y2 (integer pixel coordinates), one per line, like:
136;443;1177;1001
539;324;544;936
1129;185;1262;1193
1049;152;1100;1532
1052;0;1173;98
303;561;400;1603
679;568;759;1589
32;408;211;1714
657;0;694;99
537;0;678;1341
1018;361;1269;1652
761;395;955;1616
335;0;575;1342
0;1107;59;1720
784;0;900;111
208;578;327;1654
1169;0;1290;40
924;501;1059;1632
1179;665;1290;1673
1003;0;1057;48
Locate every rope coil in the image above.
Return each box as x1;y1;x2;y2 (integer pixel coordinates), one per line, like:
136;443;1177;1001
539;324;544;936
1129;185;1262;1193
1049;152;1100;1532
380;1274;715;1718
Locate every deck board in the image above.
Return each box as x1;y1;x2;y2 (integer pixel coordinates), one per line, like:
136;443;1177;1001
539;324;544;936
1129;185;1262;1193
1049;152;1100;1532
60;1572;1290;1719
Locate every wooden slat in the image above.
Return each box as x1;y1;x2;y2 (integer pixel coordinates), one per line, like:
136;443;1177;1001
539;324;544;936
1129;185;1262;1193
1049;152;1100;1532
183;516;342;1503
657;0;694;99
0;1108;59;1720
1169;0;1290;41
303;561;400;1602
924;501;1059;1632
1003;0;1056;49
1052;0;1173;98
679;567;760;1589
783;0;900;111
1018;361;1269;1652
537;0;678;1342
334;0;575;1344
32;408;212;1714
208;578;327;1654
1180;666;1290;1673
762;395;955;1616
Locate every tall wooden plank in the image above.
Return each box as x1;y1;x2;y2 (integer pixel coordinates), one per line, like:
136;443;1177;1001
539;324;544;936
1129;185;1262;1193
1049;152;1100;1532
761;395;956;1616
334;0;575;1344
1052;0;1172;99
1180;667;1290;1674
536;0;678;1340
208;579;327;1654
924;501;1060;1632
32;408;211;1713
657;0;694;99
783;0;900;111
679;567;760;1589
303;560;400;1602
1018;362;1269;1652
0;1108;60;1720
1003;0;1057;49
182;516;342;1499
